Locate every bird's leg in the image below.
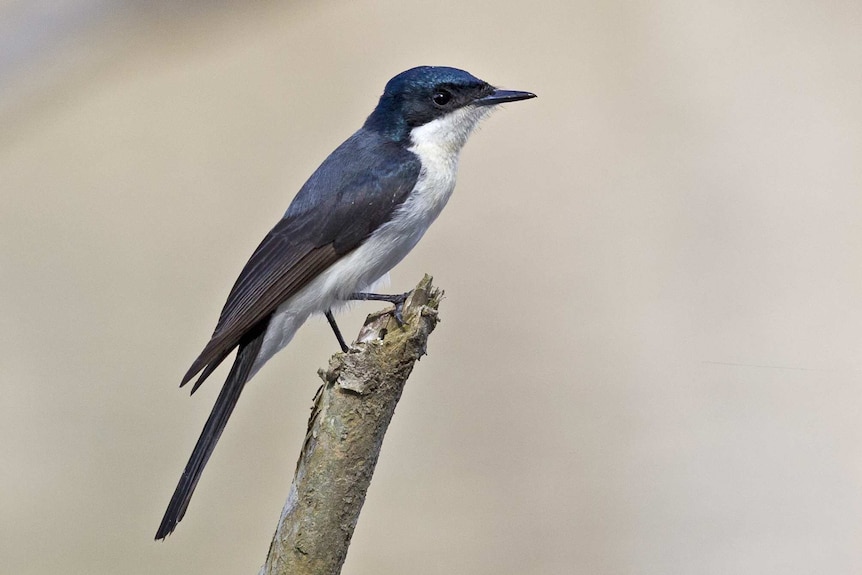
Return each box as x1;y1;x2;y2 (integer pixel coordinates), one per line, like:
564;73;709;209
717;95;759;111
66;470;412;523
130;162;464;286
348;291;411;326
326;291;410;352
325;309;350;353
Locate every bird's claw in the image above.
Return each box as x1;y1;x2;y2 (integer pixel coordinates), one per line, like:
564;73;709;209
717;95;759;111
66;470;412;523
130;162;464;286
392;299;405;326
389;291;410;327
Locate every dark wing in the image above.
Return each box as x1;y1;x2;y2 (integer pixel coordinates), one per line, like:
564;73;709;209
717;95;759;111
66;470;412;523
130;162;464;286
155;322;266;539
180;129;421;391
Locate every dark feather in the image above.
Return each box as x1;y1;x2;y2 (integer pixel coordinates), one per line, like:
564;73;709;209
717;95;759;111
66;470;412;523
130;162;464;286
156;322;267;539
158;129;421;538
156;129;421;539
179;128;421;392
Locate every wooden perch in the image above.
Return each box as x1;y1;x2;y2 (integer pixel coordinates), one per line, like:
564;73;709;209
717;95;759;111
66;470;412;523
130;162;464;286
260;275;442;575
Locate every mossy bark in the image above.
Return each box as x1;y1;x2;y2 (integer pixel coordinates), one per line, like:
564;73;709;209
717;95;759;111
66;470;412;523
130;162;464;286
260;275;442;575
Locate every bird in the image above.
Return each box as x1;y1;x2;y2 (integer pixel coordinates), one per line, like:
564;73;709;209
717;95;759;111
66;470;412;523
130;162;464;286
155;65;535;539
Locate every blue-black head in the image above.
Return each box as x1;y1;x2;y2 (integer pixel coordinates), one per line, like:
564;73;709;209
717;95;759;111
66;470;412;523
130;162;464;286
364;66;535;142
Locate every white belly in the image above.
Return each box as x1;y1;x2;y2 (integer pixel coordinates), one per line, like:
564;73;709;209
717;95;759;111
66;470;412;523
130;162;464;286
251;157;459;375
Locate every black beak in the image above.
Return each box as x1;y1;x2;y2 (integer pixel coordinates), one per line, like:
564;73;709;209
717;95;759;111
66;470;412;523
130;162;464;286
474;89;537;107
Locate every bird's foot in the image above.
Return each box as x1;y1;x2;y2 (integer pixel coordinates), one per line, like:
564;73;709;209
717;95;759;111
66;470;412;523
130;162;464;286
349;291;411;326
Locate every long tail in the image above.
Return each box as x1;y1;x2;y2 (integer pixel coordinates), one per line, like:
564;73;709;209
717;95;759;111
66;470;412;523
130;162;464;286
155;325;266;540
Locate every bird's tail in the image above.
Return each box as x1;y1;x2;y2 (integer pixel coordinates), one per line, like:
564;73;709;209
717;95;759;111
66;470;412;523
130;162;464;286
155;327;266;540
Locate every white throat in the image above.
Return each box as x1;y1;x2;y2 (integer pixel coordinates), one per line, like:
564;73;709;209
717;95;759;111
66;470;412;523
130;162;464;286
408;104;493;159
401;104;493;234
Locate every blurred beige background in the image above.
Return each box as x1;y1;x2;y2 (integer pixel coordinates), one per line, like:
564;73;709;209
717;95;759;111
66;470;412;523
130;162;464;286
2;1;862;573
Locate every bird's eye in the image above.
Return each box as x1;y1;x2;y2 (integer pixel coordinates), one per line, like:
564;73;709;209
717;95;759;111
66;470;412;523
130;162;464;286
432;90;452;106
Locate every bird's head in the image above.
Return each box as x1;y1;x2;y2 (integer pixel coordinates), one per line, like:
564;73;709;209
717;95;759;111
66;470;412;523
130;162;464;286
364;66;535;151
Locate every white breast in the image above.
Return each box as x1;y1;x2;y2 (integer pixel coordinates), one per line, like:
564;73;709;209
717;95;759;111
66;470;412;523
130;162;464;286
390;103;494;241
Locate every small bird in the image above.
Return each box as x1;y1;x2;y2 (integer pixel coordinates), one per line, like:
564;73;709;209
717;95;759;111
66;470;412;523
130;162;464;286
155;66;535;539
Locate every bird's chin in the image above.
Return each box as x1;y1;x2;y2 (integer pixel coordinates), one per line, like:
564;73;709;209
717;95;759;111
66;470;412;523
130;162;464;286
410;105;494;154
